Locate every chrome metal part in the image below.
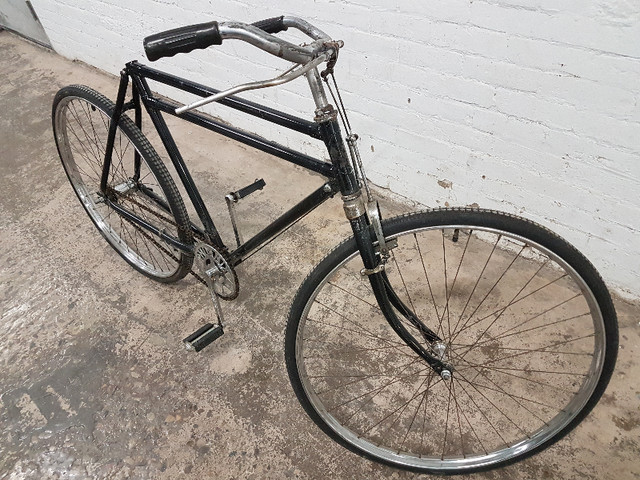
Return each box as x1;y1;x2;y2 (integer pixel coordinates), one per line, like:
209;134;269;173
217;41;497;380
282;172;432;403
322;183;333;193
217;17;332;64
281;16;331;42
376;237;397;253
314;105;337;123
176;53;329;114
342;191;366;220
225;194;243;247
432;341;453;379
341;192;361;201
194;240;239;301
306;67;330;110
346;133;372;202
113;178;136;195
359;263;386;276
197;265;226;329
431;341;448;362
366;200;389;255
219;23;319;64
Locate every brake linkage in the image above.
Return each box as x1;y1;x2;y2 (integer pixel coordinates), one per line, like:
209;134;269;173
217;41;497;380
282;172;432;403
320;40;343;79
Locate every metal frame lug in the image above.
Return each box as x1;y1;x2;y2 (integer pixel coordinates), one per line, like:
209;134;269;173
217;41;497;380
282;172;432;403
314;105;337;123
342;192;366;220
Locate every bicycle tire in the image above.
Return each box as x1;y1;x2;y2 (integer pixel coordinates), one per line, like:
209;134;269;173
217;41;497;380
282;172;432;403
285;208;617;474
53;85;194;282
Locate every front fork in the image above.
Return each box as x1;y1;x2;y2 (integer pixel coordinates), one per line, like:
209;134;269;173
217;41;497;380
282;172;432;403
311;81;453;378
344;194;453;378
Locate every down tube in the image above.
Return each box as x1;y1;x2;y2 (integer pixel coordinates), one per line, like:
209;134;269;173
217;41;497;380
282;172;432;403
229;182;336;265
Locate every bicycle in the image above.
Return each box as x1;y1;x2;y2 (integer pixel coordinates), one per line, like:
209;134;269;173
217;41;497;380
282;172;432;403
51;16;618;474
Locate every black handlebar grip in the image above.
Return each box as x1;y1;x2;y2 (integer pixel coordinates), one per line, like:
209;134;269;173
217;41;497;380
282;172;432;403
251;16;288;34
143;21;223;61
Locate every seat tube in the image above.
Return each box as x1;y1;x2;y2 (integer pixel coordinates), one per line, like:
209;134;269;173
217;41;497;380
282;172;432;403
131;80;143;181
100;70;130;193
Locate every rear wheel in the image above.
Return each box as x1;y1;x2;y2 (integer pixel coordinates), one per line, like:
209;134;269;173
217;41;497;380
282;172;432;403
286;208;617;474
53;85;193;282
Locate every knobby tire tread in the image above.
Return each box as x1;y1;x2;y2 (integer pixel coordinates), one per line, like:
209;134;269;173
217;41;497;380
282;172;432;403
53;85;194;283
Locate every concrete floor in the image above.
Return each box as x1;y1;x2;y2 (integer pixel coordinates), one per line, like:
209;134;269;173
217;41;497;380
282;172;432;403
1;31;639;479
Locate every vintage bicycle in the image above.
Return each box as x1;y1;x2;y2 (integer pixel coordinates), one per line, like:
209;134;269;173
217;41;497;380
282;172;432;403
51;16;618;474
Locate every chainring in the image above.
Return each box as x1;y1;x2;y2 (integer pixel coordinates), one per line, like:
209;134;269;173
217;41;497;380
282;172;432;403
194;242;239;300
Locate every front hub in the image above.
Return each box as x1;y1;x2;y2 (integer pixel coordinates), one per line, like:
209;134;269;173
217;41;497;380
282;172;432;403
431;341;453;380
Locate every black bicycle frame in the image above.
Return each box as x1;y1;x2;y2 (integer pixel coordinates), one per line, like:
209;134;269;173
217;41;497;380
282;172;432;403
101;61;357;267
99;60;448;373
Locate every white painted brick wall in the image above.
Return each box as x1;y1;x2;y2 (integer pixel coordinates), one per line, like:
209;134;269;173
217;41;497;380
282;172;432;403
32;0;640;299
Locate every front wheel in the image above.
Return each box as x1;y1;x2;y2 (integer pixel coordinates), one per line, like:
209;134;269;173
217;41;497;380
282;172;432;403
285;208;617;474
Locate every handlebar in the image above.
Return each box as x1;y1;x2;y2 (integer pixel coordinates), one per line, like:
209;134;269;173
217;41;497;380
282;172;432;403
143;16;332;64
174;52;331;115
251;16;288;35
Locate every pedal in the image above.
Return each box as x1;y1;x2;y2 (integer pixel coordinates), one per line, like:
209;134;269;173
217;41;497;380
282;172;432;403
184;323;224;352
187;241;233;352
230;178;266;201
226;178;266;247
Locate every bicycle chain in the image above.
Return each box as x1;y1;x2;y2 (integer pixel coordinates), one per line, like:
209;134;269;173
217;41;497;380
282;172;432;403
114;192;212;288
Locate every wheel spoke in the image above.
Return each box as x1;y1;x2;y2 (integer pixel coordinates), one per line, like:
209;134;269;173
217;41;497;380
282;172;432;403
288;212;612;473
54;89;191;281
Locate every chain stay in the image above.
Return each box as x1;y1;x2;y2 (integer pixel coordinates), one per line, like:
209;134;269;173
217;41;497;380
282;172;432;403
114;189;238;297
